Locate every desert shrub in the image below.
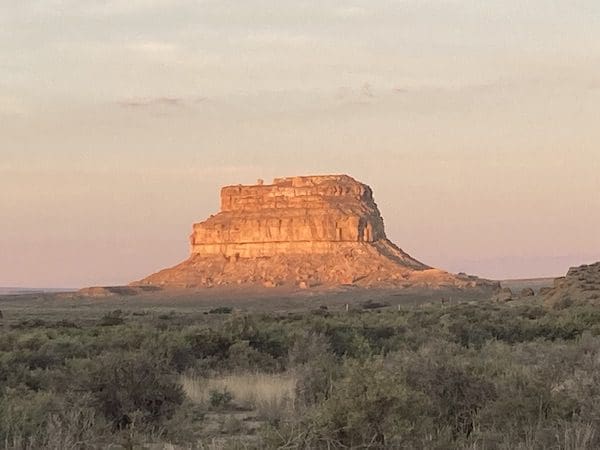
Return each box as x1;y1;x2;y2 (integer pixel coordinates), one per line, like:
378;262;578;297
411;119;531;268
0;387;99;449
51;319;79;328
222;316;293;362
288;331;331;367
306;357;428;448
167;342;196;373
10;319;47;329
406;360;497;436
87;353;184;431
248;328;289;361
209;388;233;408
293;353;340;407
0;387;61;446
10;349;60;371
98;310;125;326
141;332;195;373
361;325;404;354
361;300;390;310
39;335;87;362
225;340;278;371
324;325;372;358
185;329;233;361
290;332;339;406
310;308;330;317
209;306;233;314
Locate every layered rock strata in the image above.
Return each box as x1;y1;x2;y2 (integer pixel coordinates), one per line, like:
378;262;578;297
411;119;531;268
192;175;394;259
133;175;494;290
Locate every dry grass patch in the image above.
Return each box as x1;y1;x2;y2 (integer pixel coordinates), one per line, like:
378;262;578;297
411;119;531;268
181;372;296;420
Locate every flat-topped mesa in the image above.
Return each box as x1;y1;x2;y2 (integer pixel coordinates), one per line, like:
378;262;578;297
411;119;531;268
133;174;499;290
191;175;387;258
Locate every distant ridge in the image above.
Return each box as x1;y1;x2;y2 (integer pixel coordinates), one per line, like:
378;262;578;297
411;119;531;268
0;287;77;295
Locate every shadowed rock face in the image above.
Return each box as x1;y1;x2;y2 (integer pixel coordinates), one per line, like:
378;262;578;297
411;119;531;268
133;175;496;290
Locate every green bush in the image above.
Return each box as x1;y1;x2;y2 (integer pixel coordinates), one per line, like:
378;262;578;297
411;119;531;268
296;357;428;448
87;353;184;431
98;310;125;326
209;306;233;314
209;389;233;409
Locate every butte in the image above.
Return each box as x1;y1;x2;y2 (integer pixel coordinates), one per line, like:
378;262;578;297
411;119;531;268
132;175;494;290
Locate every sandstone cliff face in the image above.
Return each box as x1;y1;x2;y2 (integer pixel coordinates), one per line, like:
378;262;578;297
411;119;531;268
133;175;495;290
543;262;600;309
191;175;389;259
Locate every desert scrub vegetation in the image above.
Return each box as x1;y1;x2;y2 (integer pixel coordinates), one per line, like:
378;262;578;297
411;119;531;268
2;300;600;447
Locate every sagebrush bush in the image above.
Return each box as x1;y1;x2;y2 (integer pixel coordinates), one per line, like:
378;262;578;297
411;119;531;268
209;388;233;409
88;352;184;431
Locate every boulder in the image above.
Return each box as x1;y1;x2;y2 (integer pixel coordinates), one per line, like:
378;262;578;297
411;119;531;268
542;262;600;309
494;287;513;302
520;287;535;297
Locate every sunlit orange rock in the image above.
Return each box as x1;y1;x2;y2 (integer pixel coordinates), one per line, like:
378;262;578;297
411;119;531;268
133;175;495;290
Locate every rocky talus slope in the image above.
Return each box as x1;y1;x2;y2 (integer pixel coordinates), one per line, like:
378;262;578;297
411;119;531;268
133;175;496;290
543;262;600;309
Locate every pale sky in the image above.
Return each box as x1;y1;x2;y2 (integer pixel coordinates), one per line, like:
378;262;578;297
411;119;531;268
1;0;599;287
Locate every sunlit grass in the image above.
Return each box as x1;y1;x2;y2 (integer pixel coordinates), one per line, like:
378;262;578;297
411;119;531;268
181;372;296;420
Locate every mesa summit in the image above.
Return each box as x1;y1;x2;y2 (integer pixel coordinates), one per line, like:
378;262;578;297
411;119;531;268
132;175;497;291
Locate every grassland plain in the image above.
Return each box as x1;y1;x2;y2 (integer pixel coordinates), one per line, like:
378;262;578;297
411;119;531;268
2;284;600;449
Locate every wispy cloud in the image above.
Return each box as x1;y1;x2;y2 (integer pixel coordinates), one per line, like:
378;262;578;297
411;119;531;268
116;96;206;110
59;0;189;16
239;31;316;48
5;0;187;20
391;71;600;96
126;41;180;54
334;6;367;18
